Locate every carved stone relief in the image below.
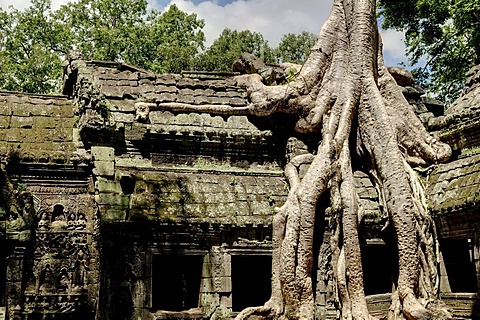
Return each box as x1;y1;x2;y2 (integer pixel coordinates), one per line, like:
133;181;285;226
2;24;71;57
21;194;97;317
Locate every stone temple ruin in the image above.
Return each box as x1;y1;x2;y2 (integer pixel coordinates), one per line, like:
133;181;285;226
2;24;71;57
1;57;480;320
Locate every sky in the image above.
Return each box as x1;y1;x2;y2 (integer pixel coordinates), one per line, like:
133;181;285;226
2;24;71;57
0;0;409;67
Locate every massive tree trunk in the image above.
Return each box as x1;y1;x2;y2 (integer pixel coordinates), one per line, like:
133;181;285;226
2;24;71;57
231;0;452;319
150;0;453;318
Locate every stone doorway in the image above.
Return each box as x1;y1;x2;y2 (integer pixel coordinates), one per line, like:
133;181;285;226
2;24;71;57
361;242;394;295
441;239;477;292
231;255;271;312
151;254;203;311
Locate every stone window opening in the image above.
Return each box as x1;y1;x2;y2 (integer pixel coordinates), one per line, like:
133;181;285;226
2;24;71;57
151;254;204;312
231;254;272;312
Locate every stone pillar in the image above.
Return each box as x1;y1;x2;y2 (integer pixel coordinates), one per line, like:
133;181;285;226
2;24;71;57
438;249;452;293
132;252;152;320
474;236;480;291
6;246;26;320
203;246;232;319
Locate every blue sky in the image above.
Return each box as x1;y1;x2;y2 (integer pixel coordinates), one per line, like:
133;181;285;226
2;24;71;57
1;0;409;67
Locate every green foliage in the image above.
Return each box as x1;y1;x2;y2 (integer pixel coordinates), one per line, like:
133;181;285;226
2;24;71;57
197;28;275;72
143;4;205;73
56;1;205;73
0;0;318;94
0;0;67;93
55;0;149;62
379;0;480;102
274;31;317;64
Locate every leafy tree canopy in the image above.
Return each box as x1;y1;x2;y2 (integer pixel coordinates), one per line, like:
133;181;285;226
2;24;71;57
379;0;480;102
55;1;205;73
274;31;317;65
0;0;68;93
0;0;205;93
197;28;275;72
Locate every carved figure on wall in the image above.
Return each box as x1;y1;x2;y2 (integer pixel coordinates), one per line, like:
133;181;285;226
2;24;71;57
72;249;89;292
38;264;55;293
58;268;70;292
75;212;87;230
67;212;76;230
38;211;50;231
25;271;36;293
1;164;35;235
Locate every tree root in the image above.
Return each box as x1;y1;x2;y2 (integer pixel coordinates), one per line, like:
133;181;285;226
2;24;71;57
152;0;454;319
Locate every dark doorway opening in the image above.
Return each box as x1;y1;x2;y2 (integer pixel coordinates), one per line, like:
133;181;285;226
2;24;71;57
441;239;477;292
232;255;271;312
361;243;393;295
152;254;203;311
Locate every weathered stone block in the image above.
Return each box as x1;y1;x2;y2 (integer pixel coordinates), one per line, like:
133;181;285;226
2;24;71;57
0;117;9;129
96;193;130;206
175;94;195;104
125;123;148;141
220;276;231;293
201;278;214;292
107;99;135;113
219;294;232;309
100;205;128;221
93;160;115;177
155;93;177;103
11;105;32;117
95;177;122;193
180;88;194;96
92;146;115;161
101;85;124;98
115;157;152;168
155;85;177;93
112;112;135;124
155;74;180;85
194;96;214;105
0;105;12;116
116;80;137;87
10;116;33;128
130;193;158;210
30;104;75;117
229;97;247;106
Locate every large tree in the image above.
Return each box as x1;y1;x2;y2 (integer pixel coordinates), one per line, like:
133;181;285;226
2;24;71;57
379;0;480;102
274;31;318;65
197;28;274;72
0;0;70;93
148;0;453;319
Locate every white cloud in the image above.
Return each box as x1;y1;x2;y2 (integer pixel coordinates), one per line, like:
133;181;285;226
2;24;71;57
380;28;409;66
0;0;71;11
165;0;334;47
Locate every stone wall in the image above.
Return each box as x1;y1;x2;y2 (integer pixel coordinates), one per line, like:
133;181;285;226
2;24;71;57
0;92;77;163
